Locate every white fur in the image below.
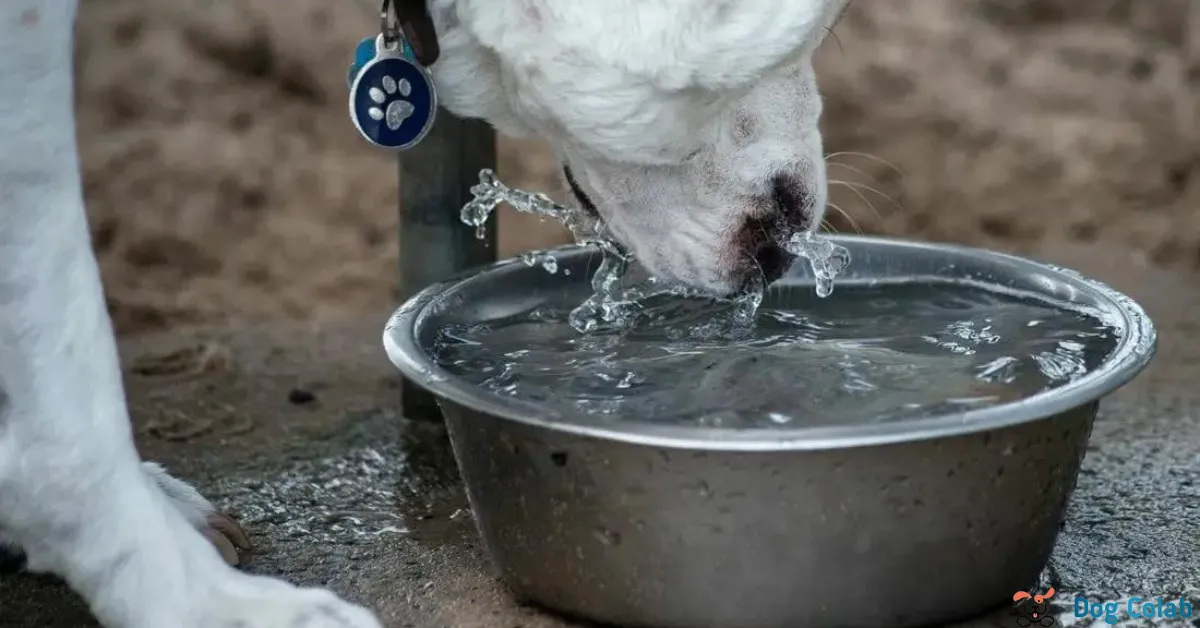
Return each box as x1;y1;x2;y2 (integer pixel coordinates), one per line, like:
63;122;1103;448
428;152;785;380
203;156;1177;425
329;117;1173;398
0;2;380;627
0;1;844;626
429;0;848;292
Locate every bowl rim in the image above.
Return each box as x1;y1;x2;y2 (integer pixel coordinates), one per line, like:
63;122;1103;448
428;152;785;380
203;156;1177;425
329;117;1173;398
383;235;1158;451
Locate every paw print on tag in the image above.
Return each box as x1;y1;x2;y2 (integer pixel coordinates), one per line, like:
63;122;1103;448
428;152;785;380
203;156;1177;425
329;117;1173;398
349;50;436;150
368;75;415;131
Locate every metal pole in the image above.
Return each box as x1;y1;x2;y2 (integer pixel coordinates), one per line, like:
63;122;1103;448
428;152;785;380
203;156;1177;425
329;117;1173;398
398;113;497;421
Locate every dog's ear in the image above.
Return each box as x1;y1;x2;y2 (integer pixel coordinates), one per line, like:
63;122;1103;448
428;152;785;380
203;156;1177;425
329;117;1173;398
1034;587;1055;604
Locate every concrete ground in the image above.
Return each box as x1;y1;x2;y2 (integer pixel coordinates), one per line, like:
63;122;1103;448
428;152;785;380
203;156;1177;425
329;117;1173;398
2;240;1197;628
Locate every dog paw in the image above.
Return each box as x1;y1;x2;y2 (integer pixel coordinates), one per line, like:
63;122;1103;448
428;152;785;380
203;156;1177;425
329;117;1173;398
198;575;382;628
142;462;251;565
366;75;415;130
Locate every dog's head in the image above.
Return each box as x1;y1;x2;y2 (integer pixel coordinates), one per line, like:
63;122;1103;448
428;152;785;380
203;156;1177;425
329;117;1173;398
428;0;848;294
1013;589;1056;626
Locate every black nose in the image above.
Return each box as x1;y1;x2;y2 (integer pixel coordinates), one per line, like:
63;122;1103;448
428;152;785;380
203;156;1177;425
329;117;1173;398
733;215;797;289
752;240;791;284
772;174;813;231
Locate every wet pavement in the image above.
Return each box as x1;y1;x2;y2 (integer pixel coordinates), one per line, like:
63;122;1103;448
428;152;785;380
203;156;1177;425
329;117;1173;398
1;241;1198;627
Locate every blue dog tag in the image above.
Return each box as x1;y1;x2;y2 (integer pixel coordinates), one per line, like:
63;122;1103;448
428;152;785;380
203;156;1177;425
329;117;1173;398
346;37;377;89
348;34;436;151
346;36;418;89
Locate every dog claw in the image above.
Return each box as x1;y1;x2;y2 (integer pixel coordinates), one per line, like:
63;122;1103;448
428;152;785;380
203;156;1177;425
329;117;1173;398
203;513;252;566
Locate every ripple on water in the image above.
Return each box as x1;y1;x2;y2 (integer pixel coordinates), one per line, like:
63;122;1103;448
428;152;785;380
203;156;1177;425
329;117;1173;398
432;279;1119;429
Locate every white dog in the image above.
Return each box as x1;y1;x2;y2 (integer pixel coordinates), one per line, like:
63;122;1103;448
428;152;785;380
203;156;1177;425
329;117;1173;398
0;0;846;626
431;0;847;292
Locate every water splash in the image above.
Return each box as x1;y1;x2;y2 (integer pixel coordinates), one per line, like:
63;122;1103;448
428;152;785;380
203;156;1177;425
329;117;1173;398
520;251;559;274
785;230;851;298
460;169;851;331
460;170;640;332
461;169;605;245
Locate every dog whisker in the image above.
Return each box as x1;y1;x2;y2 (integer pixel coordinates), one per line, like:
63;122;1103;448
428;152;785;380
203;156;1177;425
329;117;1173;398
830;180;887;226
822;26;844;54
824;151;905;178
831;178;902;213
825;201;863;235
826;161;877;183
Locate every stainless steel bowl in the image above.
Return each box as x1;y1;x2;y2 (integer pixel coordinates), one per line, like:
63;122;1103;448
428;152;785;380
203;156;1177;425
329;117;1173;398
383;236;1156;628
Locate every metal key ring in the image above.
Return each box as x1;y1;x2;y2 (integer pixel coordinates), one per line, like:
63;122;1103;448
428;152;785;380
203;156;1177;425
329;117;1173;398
379;0;401;50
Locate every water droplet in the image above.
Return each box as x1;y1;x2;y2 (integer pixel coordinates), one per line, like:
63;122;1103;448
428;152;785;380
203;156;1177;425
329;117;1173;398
785;230;851;299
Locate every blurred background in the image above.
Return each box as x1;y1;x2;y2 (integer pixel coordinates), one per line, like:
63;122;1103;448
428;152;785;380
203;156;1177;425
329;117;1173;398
76;0;1198;337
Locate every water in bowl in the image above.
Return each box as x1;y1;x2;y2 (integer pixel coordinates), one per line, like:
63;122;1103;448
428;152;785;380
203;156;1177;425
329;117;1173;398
449;171;1116;428
431;277;1119;429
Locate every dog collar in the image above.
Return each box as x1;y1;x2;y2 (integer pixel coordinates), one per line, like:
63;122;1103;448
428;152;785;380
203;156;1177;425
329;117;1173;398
395;0;439;66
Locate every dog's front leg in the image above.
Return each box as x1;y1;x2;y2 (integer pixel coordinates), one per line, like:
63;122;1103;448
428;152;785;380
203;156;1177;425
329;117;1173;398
0;3;380;627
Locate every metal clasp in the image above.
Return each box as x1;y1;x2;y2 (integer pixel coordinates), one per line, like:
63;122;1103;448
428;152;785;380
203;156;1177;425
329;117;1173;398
380;0;403;50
